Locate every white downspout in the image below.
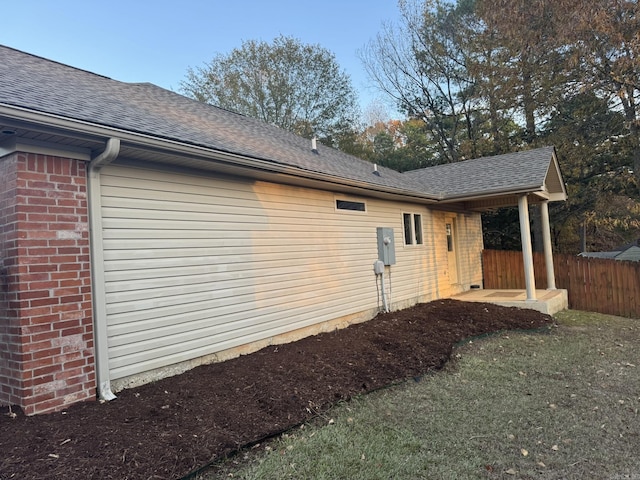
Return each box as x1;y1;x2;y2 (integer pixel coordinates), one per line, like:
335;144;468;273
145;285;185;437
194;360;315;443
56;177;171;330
88;138;120;401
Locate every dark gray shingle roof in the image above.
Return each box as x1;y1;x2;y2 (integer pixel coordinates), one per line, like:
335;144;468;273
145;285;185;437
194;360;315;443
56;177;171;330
0;45;424;195
0;45;564;203
404;147;556;199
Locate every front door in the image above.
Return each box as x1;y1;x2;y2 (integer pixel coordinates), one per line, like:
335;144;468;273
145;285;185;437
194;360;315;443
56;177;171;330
445;217;459;285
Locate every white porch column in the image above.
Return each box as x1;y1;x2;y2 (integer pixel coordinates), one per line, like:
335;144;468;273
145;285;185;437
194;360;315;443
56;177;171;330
518;194;537;301
540;200;557;290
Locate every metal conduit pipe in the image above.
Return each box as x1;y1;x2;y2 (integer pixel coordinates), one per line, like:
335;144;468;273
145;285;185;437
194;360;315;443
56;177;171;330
374;260;389;313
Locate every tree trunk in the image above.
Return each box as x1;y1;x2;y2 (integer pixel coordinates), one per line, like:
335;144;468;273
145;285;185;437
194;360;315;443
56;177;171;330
579;219;587;253
530;204;544;252
630;121;640;184
521;52;537;145
621;84;640;183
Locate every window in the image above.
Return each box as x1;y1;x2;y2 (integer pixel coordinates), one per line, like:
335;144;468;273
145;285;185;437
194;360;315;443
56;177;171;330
446;223;453;252
414;214;423;244
403;213;423;245
403;213;413;244
336;199;366;212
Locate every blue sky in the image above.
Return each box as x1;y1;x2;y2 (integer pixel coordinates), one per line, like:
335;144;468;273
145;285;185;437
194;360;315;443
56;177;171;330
1;1;402;116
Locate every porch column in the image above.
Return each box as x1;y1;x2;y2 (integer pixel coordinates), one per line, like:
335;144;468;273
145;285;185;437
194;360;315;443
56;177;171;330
540;200;557;290
518;194;537;301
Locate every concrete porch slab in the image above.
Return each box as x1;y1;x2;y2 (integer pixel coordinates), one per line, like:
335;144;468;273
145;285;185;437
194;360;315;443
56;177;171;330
451;289;568;316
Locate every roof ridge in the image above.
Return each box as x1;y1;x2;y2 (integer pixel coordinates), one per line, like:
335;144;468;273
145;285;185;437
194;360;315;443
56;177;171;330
404;146;556;174
0;44;113;81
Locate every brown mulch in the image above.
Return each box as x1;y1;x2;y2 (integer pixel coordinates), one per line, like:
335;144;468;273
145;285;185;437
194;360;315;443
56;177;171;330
0;299;553;479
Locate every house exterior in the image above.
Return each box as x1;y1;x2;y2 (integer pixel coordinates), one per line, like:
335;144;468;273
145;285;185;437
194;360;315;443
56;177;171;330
579;240;640;262
0;45;567;415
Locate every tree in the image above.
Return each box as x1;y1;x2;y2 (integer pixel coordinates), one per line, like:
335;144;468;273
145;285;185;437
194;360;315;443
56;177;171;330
360;0;480;164
567;0;640;183
180;35;359;145
474;0;579;251
358;118;442;172
476;0;577;144
542;92;639;252
361;0;639;252
458;0;523;155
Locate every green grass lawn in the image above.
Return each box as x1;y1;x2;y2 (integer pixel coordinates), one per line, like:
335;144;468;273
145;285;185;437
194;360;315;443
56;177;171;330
200;310;640;479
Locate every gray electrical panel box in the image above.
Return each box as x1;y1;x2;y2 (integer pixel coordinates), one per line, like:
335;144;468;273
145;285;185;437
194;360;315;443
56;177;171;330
376;227;396;265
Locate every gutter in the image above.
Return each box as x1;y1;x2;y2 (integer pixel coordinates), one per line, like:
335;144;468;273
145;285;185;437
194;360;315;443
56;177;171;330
87;137;121;402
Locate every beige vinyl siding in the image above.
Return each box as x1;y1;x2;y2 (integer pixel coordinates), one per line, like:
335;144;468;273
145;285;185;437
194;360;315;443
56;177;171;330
99;165;446;381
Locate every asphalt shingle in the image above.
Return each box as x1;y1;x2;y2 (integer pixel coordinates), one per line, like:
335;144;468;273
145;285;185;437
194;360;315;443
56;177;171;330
0;45;560;201
404;147;555;199
0;45;424;194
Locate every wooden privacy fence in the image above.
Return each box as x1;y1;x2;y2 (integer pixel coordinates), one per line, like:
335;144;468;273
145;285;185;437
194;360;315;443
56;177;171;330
482;249;640;319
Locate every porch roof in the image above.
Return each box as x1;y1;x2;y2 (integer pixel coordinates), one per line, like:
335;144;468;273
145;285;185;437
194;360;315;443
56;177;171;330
404;147;567;210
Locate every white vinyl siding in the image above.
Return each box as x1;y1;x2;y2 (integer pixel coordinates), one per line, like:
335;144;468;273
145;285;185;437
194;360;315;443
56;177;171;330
98;165;457;381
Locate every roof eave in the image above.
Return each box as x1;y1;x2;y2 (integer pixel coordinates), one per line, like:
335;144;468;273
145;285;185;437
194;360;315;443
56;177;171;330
436;184;546;203
0;103;441;203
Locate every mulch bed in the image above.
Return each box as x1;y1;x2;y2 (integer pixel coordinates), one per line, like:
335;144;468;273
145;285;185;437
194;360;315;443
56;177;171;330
0;299;553;479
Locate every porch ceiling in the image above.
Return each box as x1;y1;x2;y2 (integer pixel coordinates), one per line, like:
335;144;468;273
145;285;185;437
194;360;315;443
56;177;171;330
458;191;555;212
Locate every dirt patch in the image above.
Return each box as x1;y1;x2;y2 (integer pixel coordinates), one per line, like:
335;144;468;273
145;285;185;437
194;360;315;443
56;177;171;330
0;299;553;479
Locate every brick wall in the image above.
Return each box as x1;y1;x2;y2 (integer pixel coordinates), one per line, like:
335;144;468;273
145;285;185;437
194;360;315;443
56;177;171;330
0;153;20;407
0;152;95;415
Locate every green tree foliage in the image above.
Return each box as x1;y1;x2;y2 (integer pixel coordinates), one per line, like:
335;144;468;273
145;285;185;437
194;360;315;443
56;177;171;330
473;0;580;252
359;119;439;172
180;35;359;145
459;0;519;155
481;208;523;251
542;93;639;252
